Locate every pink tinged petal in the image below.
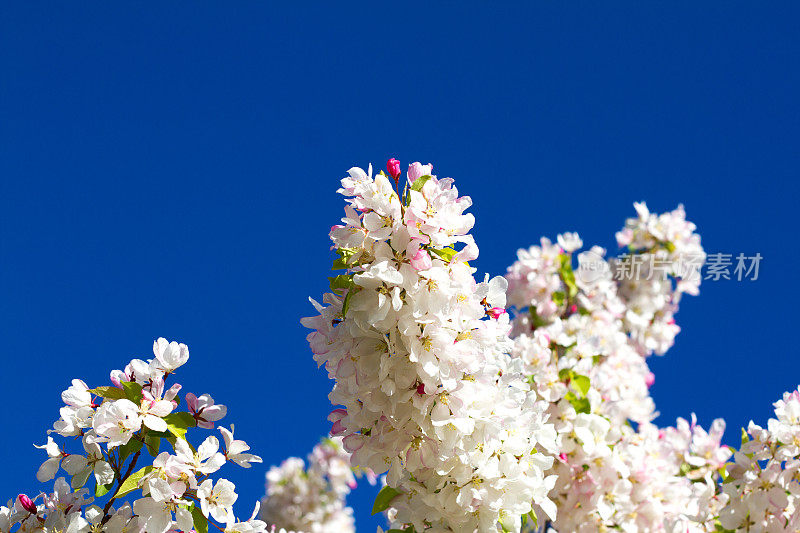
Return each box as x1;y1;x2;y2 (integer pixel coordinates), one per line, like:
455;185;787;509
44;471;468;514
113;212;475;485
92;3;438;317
328;409;347;422
410;249;432;271
164;384;182;402
197;420;214;430
407;162;432;184
331;420;346;436
202;405;227;422
185;393;198;413
343;434;364;452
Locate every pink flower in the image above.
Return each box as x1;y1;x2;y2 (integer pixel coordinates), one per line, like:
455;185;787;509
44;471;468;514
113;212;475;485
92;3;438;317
645;372;655;387
407;162;433;183
328;409;347;436
18;494;36;514
186;393;227;429
386;158;401;180
487;307;506;319
410;248;432;271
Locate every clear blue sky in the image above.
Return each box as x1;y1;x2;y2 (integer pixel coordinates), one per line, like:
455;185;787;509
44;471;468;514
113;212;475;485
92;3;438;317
1;3;798;530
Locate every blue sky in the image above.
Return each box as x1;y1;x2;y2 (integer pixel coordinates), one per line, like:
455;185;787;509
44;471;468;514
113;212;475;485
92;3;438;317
1;3;798;530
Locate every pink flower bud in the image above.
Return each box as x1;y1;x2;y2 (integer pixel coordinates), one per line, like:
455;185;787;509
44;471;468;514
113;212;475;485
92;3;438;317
645;372;655;387
18;494;36;514
487;307;506;319
407;162;433;184
386;158;401;180
410;249;432;271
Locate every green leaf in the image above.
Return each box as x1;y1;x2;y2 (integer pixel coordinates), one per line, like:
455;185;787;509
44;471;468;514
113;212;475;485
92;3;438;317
89;386;127;400
529;306;549;329
191;504;208;533
372;486;402;515
95;481;114;497
162;412;196;440
332;248;359;270
558;368;573;381
118;438;143;464
409;175;431;192
559;253;579;298
342;289;355;318
114;466;153;498
741;427;749;446
144;433;160;456
565;392;591;414
121;381;143;404
328;274;355;293
429;247;457;263
551;290;566;307
572;375;591;397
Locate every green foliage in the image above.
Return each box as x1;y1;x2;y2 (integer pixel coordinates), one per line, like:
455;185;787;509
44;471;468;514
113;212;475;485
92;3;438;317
163;412;196;440
190;504;208;533
558;369;591;398
115;466;153;498
429;247;457;263
121;381;143;404
410;175;432;192
558;253;579;298
95;481;114;497
565;391;591;414
118;438;143;464
89;386;127;400
372;486;402;515
332;247;360;270
144;433;160;456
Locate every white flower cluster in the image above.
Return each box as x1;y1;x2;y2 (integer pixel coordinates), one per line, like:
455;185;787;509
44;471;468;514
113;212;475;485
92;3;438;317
719;387;800;530
303;162;558;532
505;204;736;531
3;339;264;533
614;202;706;356
259;437;374;533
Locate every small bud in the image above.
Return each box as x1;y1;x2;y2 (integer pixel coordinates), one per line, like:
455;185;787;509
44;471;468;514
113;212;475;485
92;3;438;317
18;494;36;514
386;158;401;180
487;307;506;319
645;372;655;388
407;162;433;184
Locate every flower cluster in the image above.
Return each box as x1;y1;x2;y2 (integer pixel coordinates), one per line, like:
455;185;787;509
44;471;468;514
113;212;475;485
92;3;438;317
718;387;800;530
3;338;264;533
505;204;737;531
614;202;706;356
259;437;374;533
303;161;558;532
